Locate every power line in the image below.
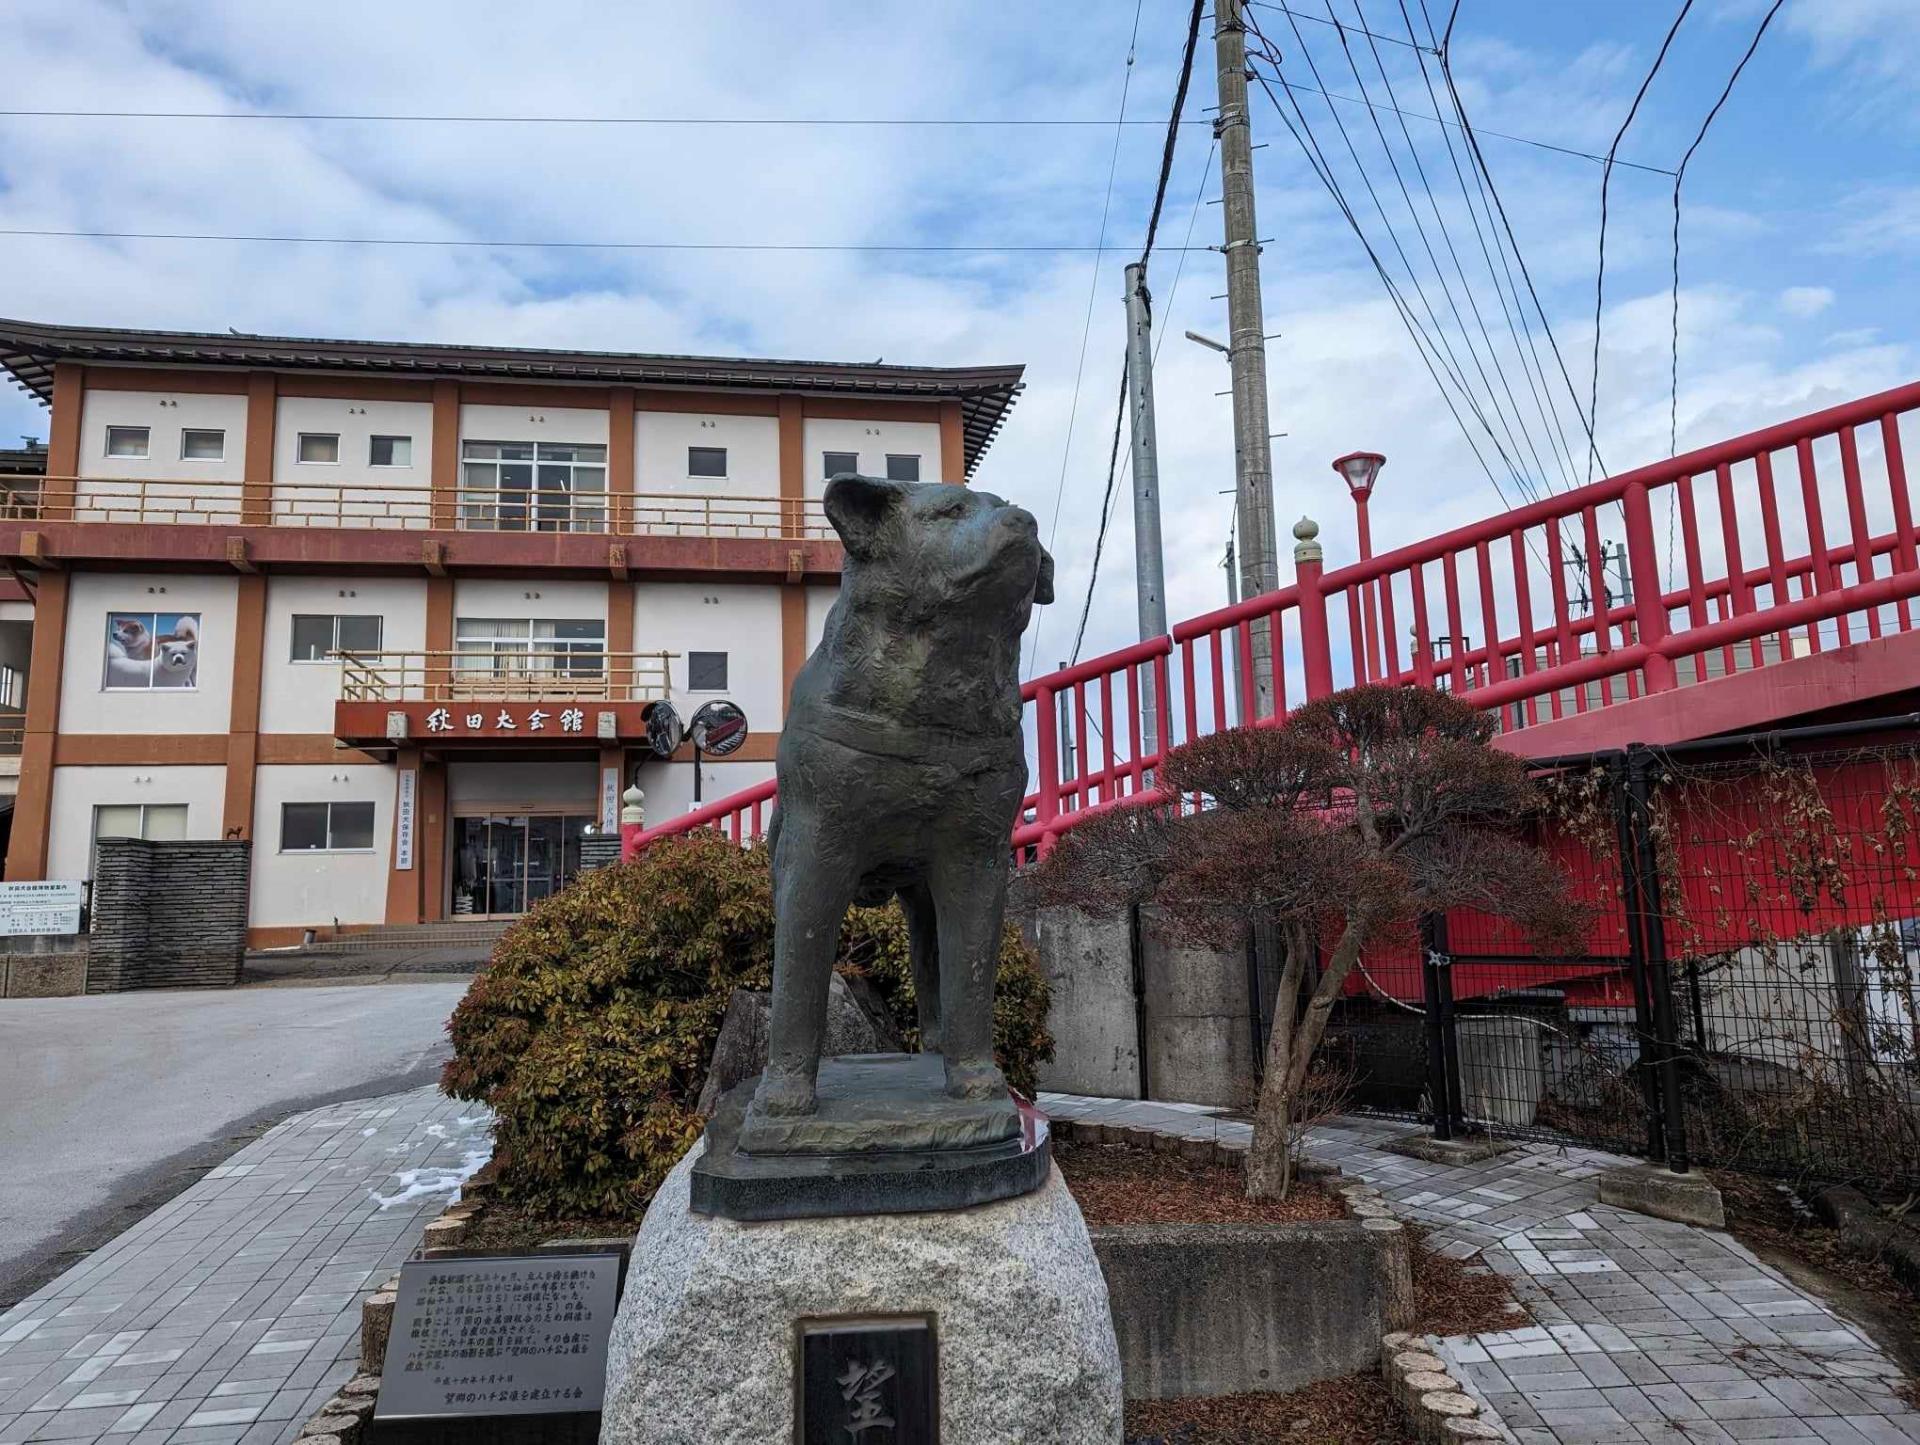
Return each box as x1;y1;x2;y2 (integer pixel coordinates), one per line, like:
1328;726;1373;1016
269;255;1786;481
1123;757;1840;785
1669;0;1784;460
1249;7;1534;499
0;109;1201;127
1074;139;1218;665
1073;0;1210;667
1424;0;1601;477
1587;0;1693;486
0;227;1208;254
1323;0;1561;502
1249;1;1436;53
1388;0;1582;496
1029;0;1145;679
1666;0;1785;572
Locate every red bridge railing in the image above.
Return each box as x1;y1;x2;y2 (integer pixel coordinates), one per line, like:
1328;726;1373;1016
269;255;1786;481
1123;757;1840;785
627;378;1920;861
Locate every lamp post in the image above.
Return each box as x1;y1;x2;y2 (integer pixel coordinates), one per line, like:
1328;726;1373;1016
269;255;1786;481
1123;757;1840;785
1333;451;1386;681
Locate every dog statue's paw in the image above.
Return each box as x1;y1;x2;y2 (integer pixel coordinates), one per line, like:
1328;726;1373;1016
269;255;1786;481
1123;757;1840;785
943;1057;1006;1102
753;1072;817;1117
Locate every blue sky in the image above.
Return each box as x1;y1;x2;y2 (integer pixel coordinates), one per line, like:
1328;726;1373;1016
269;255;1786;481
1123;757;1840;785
1;0;1915;676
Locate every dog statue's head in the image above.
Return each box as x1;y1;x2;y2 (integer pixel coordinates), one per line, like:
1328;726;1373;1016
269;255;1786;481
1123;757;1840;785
825;474;1053;623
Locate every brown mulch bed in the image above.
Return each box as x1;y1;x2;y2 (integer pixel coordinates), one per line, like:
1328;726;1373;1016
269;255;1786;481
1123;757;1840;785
1411;1224;1525;1337
1055;1140;1346;1227
1125;1373;1416;1444
458;1196;642;1252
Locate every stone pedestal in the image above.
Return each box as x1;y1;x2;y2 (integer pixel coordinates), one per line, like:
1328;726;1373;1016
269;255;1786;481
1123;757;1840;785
600;1144;1124;1445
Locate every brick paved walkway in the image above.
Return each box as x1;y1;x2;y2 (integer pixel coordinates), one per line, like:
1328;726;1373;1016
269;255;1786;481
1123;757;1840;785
1041;1093;1920;1445
0;1086;489;1445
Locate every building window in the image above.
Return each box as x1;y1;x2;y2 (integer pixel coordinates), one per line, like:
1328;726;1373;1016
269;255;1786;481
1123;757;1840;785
454;617;606;687
104;611;200;690
369;435;413;467
823;450;859;480
0;663;22;711
687;445;728;479
460;440;606;533
290;614;383;663
298;432;340;464
91;802;189;876
885;454;921;482
105;426;149;460
687;650;729;691
180;429;225;461
281;800;377;852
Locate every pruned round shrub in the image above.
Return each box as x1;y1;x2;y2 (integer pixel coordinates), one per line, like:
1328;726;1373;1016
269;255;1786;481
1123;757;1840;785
443;829;1054;1215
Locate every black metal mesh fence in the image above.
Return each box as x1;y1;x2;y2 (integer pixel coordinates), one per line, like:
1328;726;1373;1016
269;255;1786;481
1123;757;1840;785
1318;730;1920;1196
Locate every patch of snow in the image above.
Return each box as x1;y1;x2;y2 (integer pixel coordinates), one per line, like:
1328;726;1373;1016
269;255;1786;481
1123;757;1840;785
369;1148;490;1211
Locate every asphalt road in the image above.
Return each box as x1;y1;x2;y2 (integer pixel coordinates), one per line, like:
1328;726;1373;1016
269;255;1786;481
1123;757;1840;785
0;980;470;1304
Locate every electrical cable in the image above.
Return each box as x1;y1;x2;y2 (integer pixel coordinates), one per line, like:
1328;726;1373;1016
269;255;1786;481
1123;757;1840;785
1665;0;1785;571
1027;0;1145;678
0;227;1203;254
1369;0;1580;496
1323;0;1560;501
1246;8;1532;499
1140;0;1208;265
1587;0;1693;486
1424;0;1602;479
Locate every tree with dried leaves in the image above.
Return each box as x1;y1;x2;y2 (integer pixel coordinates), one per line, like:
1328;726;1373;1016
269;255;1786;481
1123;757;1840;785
1032;685;1585;1198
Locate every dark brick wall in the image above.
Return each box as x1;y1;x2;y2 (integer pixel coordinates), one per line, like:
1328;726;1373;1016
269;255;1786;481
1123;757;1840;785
90;839;251;991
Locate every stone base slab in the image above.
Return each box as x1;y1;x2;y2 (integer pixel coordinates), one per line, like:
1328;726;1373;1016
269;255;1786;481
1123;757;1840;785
602;1143;1123;1444
1596;1161;1726;1228
1381;1131;1516;1167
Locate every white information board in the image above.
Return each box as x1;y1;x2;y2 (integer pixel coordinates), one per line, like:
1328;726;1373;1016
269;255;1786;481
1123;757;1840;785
0;881;85;938
395;769;417;871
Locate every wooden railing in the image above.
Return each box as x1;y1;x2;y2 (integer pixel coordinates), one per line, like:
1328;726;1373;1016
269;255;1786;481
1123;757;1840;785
1;477;832;540
338;649;676;703
626;377;1920;862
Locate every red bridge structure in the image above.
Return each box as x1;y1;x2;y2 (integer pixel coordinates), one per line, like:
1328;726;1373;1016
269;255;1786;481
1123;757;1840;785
625;379;1920;1188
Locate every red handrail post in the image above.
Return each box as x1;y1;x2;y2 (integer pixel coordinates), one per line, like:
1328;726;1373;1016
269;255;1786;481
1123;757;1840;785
1622;481;1677;692
1295;518;1335;700
1034;683;1061;837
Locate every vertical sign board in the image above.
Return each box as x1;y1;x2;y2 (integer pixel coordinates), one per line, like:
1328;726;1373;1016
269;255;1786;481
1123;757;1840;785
394;769;417;871
374;1253;621;1436
599;767;620;833
797;1316;938;1444
0;881;85;937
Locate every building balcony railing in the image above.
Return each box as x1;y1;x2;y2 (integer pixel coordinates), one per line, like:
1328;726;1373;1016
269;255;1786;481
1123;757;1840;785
0;477;832;540
336;649;677;704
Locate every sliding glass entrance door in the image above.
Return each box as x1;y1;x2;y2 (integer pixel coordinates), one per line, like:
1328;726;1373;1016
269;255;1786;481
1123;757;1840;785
450;814;595;917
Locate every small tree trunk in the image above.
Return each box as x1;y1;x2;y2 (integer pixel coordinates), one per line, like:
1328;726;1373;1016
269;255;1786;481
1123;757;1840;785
1244;922;1306;1199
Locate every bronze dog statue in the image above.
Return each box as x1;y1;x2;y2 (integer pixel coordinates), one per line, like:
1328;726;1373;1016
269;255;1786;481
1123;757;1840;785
752;474;1053;1129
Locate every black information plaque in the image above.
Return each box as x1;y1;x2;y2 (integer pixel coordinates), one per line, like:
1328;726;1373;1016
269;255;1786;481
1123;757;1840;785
797;1315;938;1444
373;1252;621;1437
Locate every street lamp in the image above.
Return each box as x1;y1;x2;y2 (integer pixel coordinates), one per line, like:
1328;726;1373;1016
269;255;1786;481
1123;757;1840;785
1333;451;1387;681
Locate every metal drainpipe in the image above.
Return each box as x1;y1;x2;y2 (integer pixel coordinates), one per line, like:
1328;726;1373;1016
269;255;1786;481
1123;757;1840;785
1129;902;1151;1102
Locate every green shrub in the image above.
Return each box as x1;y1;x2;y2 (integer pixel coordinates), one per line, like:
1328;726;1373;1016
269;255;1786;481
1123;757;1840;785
443;830;1054;1215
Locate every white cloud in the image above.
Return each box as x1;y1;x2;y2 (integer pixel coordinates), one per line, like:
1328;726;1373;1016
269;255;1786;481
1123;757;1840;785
1780;285;1835;317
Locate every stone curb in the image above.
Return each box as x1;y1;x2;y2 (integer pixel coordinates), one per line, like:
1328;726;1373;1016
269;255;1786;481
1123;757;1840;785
1380;1332;1511;1442
1814;1184;1920;1297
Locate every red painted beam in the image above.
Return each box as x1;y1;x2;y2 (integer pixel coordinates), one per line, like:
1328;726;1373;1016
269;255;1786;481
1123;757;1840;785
0;520;844;581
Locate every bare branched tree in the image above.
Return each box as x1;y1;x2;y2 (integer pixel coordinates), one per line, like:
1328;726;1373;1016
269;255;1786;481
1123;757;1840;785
1032;685;1586;1198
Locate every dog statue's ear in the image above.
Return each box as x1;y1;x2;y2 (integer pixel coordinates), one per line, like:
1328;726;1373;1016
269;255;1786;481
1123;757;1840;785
824;474;906;560
1033;547;1055;606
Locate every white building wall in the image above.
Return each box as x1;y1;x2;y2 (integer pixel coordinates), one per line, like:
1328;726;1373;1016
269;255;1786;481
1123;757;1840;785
459;403;608;447
46;764;227;882
59;572;238;735
248;763;395;929
258;576;429;735
453;578;608;626
801;417;945;495
632;757;775;820
75;388;250;522
273;395;434;527
634;411;780;510
633;581;783;726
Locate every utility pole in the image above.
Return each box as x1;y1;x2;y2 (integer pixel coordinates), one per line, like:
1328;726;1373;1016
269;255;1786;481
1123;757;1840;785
1214;0;1281;718
1224;533;1248;718
1123;262;1168;756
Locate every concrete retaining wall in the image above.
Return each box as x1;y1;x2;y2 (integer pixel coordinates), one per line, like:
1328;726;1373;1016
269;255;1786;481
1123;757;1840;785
1033;907;1142;1099
1140;909;1257;1108
1093;1219;1403;1399
90;838;251;990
